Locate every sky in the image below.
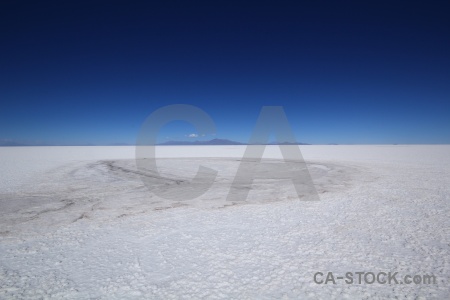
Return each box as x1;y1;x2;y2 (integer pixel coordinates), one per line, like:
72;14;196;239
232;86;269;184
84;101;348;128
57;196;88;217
1;0;449;145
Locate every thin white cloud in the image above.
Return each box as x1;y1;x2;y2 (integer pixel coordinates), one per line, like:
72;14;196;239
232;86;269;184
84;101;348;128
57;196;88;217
188;133;198;138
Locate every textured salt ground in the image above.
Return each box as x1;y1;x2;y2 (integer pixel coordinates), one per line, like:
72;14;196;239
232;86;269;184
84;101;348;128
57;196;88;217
0;157;360;236
0;146;449;299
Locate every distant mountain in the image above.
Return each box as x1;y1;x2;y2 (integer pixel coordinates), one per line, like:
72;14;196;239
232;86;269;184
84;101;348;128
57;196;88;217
158;139;309;145
0;139;310;146
159;138;244;145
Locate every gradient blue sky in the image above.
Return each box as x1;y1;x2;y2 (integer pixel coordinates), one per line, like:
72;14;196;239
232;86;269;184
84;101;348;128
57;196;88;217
1;1;449;145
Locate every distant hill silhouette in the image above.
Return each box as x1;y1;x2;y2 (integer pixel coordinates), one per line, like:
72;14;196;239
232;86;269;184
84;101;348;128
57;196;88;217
0;138;310;146
158;139;309;145
159;138;244;145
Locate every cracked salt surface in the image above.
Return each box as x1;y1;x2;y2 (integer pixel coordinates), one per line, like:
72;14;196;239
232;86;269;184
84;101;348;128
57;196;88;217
0;145;449;299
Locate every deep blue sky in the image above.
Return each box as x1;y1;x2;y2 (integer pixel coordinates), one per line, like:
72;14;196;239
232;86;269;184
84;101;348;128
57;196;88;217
1;0;449;145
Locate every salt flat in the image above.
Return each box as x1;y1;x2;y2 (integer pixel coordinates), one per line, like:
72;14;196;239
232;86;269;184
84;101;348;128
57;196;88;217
0;145;449;299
